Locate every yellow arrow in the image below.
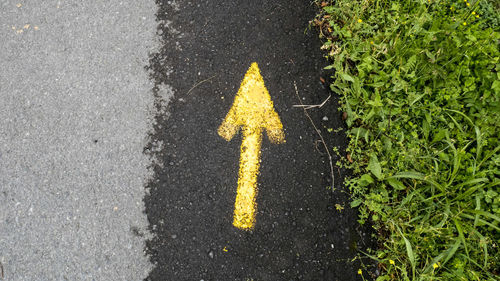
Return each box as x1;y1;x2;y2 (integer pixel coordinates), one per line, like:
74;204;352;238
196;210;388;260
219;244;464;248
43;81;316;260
218;62;285;230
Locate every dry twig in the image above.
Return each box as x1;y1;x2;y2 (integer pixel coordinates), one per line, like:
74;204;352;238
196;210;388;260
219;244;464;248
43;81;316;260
186;75;217;96
293;81;335;190
292;94;331;110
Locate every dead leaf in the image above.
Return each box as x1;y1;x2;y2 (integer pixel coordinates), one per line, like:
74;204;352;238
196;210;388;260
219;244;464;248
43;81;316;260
347;153;353;163
342;112;348;121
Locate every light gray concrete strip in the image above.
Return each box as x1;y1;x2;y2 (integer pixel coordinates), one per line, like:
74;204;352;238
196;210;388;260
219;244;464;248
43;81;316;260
0;1;158;280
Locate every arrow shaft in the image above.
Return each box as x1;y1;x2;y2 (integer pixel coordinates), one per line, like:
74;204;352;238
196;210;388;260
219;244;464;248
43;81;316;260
233;126;263;230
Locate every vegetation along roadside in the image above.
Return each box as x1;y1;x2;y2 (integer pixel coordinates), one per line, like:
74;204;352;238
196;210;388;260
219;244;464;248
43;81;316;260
314;0;500;280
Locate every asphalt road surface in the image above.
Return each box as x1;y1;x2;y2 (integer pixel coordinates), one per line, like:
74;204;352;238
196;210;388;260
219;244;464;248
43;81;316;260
144;0;368;280
1;0;369;280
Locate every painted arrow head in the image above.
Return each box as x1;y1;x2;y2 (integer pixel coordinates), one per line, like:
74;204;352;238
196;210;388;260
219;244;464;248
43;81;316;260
218;62;285;144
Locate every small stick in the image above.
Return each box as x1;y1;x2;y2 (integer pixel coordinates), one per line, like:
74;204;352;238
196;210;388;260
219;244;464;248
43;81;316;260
1;261;4;279
292;94;331;110
293;81;335;190
314;140;324;155
186;75;217;96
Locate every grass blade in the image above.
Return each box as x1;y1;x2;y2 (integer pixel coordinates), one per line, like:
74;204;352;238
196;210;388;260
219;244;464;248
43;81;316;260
397;226;416;279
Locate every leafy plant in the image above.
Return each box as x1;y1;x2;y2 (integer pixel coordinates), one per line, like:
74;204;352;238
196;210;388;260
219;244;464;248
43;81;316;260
315;0;499;280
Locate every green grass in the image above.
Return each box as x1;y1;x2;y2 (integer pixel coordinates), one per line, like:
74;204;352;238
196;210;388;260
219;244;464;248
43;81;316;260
314;0;500;280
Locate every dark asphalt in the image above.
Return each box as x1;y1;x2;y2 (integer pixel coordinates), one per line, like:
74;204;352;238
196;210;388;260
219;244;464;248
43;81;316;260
144;1;371;280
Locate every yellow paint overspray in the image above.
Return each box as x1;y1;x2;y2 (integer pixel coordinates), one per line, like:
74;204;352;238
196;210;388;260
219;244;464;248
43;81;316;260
218;62;285;230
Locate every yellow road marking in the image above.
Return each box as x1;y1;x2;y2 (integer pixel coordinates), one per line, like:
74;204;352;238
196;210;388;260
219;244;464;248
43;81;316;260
218;62;285;230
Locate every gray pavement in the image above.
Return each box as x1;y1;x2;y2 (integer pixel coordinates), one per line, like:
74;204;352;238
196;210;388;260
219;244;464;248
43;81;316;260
0;1;158;280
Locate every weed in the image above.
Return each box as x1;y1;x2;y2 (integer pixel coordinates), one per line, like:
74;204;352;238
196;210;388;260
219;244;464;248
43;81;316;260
315;0;499;280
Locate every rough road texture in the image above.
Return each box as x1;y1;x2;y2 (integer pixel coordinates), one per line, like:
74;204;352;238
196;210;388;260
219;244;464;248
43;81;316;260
0;1;157;280
144;1;370;280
